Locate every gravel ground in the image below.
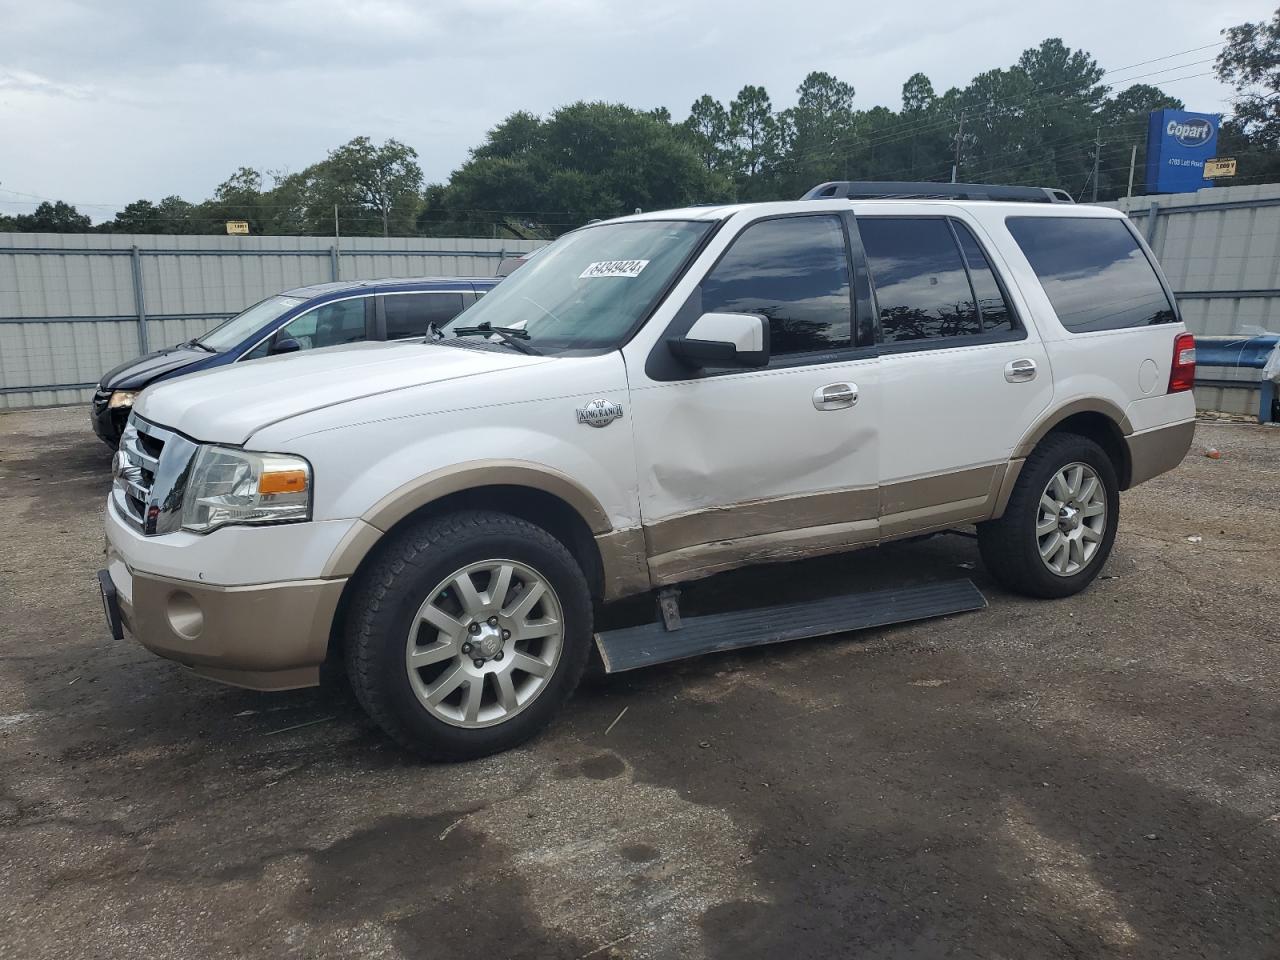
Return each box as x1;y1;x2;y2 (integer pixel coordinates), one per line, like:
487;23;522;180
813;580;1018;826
1;406;1278;960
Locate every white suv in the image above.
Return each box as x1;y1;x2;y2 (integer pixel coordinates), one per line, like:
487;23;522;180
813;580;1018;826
100;189;1196;759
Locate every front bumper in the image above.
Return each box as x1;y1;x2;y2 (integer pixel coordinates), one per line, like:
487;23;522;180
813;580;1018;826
90;391;128;447
105;544;345;690
103;498;359;691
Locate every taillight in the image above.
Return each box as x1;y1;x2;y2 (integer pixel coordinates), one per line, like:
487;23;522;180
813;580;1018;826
1169;333;1196;393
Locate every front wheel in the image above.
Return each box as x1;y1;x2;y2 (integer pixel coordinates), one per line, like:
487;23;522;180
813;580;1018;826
978;433;1120;599
345;510;593;760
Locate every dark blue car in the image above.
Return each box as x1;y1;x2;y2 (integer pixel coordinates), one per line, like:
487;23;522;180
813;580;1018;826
91;276;497;445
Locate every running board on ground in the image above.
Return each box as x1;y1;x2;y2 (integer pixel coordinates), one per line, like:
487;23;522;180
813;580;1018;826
595;579;986;674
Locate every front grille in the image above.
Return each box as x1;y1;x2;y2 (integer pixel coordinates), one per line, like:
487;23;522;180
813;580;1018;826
111;416;199;535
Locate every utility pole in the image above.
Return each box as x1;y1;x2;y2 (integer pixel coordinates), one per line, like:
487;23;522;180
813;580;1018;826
951;111;965;183
1126;144;1138;198
1090;127;1105;203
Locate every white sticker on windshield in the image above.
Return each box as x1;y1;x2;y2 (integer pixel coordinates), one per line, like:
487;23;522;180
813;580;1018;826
579;259;650;279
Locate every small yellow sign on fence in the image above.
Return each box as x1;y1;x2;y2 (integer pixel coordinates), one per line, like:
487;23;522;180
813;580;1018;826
226;220;250;235
1203;158;1237;179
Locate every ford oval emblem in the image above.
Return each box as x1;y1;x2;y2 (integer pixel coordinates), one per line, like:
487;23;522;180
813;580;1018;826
576;398;624;428
1167;117;1213;148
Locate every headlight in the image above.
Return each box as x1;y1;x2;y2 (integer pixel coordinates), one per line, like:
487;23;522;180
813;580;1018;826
108;390;139;409
181;446;311;533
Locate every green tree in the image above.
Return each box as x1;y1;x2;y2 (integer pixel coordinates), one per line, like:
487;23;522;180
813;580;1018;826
319;137;423;237
438;102;727;236
1216;7;1280;186
776;72;857;195
728;85;779;193
9;201;92;232
901;73;936;114
106;199;160;233
473;111;545;160
1097;84;1184;198
682;94;731;172
1216;7;1280;148
103;195;201;233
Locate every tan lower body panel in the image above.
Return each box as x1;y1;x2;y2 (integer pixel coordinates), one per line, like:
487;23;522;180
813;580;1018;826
648;516;879;586
878;464;1004;537
122;568;345;691
644;462;1006;587
1126;420;1195;487
595;527;652;601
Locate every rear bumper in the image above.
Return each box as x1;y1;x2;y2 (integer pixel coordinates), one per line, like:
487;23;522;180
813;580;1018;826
106;545;344;690
1126;419;1196;487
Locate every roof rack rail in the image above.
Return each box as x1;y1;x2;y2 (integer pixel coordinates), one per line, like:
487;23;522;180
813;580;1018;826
801;181;1075;204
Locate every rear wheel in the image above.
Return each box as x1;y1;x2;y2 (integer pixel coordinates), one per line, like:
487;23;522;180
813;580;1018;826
345;510;593;760
978;432;1119;599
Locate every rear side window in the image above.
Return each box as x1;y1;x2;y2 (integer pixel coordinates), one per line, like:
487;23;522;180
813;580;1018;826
384;292;466;339
699;215;852;357
951;222;1013;333
1006;217;1176;332
858;218;981;343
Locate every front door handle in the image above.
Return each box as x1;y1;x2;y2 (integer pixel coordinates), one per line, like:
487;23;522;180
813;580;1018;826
1005;358;1037;383
813;382;858;411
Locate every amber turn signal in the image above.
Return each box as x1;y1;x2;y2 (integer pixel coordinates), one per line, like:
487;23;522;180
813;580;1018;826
258;469;308;495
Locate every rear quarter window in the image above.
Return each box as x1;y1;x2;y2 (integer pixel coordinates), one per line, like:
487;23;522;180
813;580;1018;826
1005;216;1176;333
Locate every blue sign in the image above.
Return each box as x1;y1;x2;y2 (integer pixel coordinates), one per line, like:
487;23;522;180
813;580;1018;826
1145;109;1220;194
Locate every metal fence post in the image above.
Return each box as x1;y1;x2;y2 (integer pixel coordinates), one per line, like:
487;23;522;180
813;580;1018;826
330;245;339;281
1144;200;1161;250
130;245;150;353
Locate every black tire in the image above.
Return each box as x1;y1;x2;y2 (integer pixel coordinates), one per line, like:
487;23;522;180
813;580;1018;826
344;510;593;761
977;432;1120;599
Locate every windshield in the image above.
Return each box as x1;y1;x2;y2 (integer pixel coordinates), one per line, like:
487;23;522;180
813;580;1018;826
197;295;305;352
442;220;712;354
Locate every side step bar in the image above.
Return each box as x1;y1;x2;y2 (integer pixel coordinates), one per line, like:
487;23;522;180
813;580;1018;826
595;579;986;674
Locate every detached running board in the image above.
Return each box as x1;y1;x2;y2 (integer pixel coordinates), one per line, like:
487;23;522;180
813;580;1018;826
595;579;986;674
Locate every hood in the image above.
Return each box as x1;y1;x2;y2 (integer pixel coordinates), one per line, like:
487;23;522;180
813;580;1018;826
133;340;551;444
99;347;210;390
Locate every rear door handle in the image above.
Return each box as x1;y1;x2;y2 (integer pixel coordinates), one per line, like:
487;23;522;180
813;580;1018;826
813;382;858;410
1005;358;1037;383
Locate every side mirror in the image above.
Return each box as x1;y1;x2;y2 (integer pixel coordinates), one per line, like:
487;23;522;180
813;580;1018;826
667;312;769;369
270;335;302;356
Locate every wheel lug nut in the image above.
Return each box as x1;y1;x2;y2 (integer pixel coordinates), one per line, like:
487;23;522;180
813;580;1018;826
468;622;480;634
487;616;499;626
494;651;504;661
462;642;472;654
473;658;485;669
501;629;511;640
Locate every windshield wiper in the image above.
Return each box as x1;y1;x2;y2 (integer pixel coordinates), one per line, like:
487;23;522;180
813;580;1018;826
179;339;216;353
450;322;541;356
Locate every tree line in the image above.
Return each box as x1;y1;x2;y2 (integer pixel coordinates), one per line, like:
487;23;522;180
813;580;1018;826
3;18;1278;239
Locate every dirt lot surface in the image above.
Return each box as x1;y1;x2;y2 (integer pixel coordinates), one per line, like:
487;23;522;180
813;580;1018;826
1;406;1278;959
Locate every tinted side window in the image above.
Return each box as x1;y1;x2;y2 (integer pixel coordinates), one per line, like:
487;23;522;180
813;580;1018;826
310;299;369;348
700;215;851;356
241;298;367;359
384;292;466;339
858;218;980;343
951;222;1013;333
1006;217;1176;332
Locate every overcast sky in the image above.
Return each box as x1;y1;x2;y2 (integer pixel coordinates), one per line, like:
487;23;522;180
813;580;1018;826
0;0;1264;220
